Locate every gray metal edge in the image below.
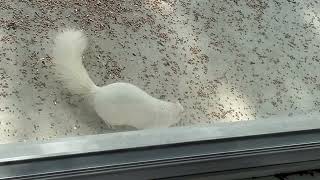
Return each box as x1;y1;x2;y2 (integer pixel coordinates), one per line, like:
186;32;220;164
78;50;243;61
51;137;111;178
0;113;320;179
0;113;319;162
1;126;320;179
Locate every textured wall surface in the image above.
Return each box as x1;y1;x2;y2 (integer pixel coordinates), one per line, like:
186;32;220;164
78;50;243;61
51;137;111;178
0;0;320;143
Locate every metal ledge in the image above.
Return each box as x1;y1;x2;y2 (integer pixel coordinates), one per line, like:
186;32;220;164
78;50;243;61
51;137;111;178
1;114;320;179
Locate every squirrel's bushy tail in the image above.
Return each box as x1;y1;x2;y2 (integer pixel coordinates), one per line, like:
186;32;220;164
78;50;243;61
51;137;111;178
53;29;98;95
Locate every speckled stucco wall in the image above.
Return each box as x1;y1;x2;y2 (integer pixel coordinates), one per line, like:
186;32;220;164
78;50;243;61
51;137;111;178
0;0;319;143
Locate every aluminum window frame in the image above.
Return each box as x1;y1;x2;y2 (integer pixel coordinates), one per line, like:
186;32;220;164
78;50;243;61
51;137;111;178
0;115;320;180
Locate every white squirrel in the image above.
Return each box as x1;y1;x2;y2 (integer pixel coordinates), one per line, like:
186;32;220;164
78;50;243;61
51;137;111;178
52;29;184;129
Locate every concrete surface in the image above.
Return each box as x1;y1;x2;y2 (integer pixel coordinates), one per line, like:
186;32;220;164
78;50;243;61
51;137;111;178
0;0;320;143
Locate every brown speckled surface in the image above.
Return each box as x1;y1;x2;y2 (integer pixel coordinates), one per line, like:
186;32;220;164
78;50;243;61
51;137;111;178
0;0;320;143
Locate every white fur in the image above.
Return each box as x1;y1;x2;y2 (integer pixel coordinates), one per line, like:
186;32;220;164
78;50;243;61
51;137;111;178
52;29;184;129
53;29;98;95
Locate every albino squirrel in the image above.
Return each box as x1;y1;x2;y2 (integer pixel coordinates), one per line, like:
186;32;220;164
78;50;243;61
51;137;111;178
52;29;184;129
